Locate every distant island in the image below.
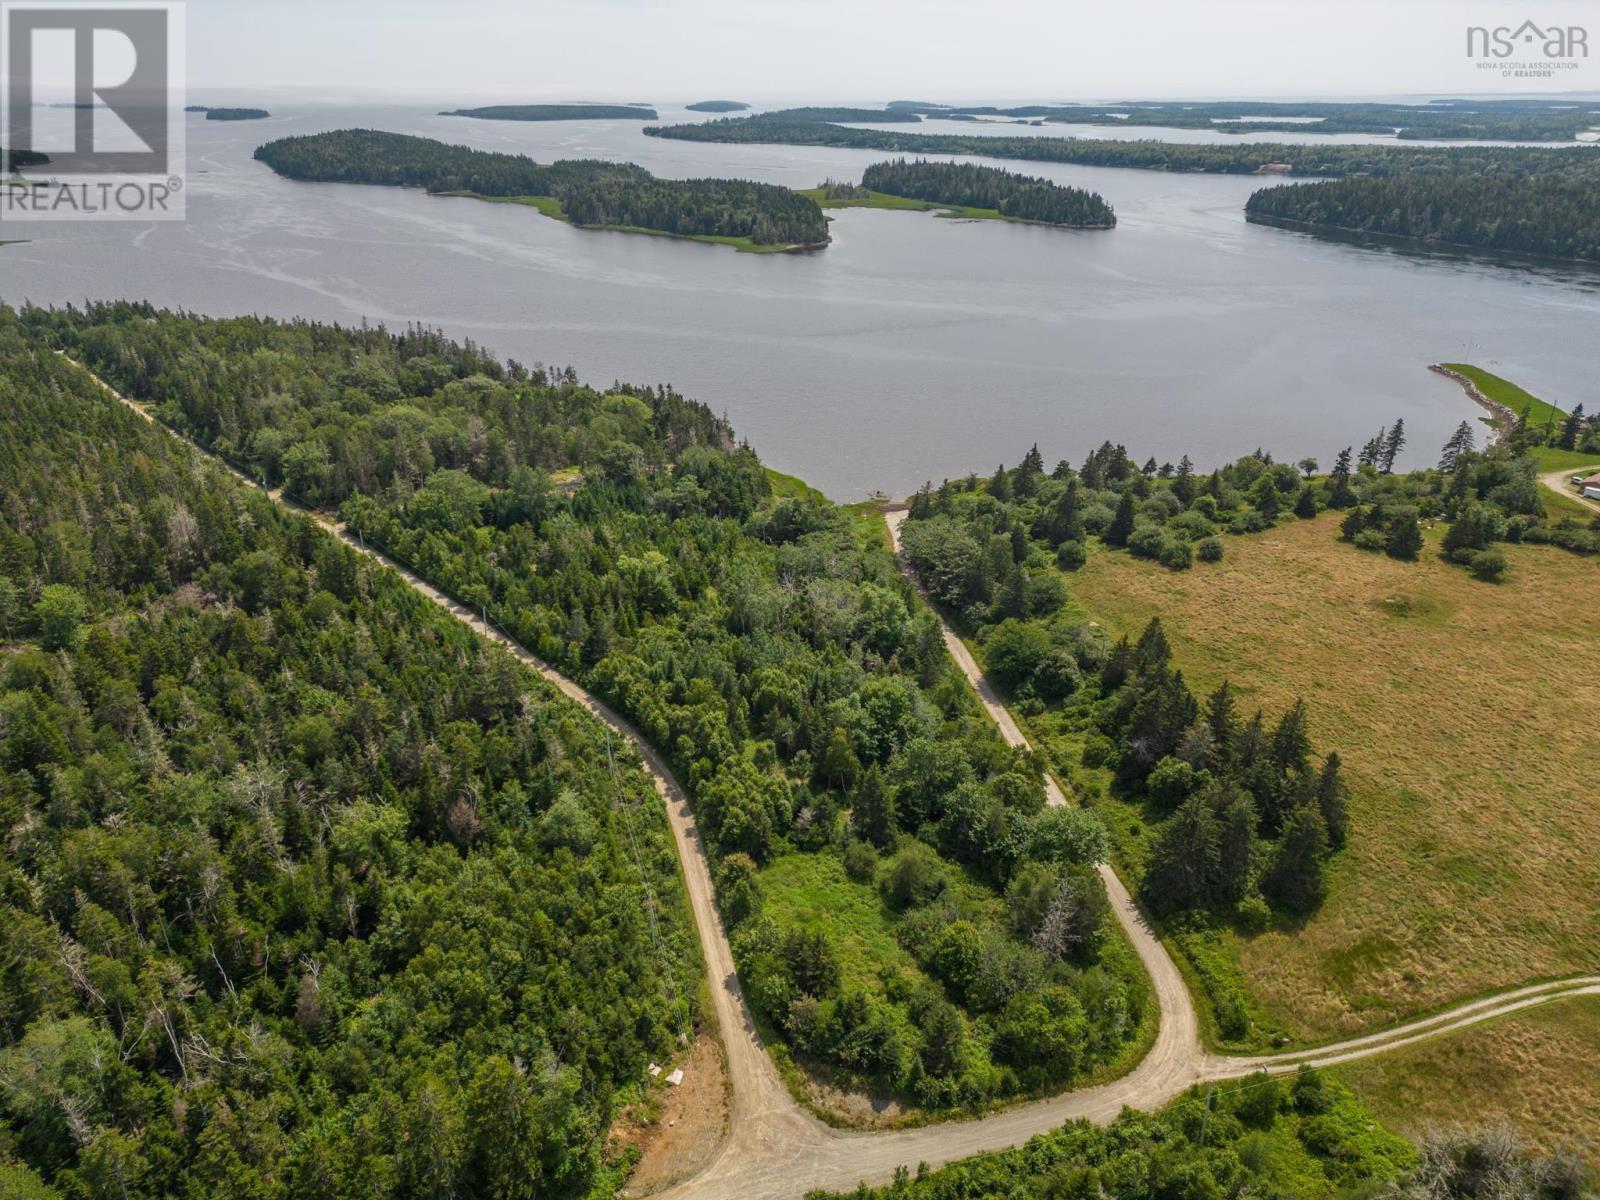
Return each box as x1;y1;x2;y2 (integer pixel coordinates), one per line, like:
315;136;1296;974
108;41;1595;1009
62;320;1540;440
686;100;750;112
2;147;49;169
253;128;828;252
201;107;271;121
441;103;658;121
805;159;1115;228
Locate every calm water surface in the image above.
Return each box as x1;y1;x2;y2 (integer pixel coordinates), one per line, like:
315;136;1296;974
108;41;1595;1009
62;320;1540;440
4;101;1598;498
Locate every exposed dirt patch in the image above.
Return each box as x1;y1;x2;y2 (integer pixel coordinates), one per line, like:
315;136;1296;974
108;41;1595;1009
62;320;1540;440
618;1034;729;1197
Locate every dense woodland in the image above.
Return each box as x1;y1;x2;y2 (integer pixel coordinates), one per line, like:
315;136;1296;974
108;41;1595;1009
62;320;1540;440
440;104;657;121
684;101;750;113
647;115;1600;180
22;304;1150;1113
860;160;1114;227
814;1079;1588;1200
0;318;703;1199
1246;176;1600;262
3;148;50;168
254;130;828;247
203;108;270;122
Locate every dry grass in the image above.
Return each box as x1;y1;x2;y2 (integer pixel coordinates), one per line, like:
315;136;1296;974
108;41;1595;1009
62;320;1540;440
1068;515;1600;1038
1334;996;1600;1162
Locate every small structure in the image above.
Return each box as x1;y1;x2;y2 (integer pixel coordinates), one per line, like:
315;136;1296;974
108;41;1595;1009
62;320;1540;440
1580;473;1600;500
647;1062;662;1078
665;1068;684;1087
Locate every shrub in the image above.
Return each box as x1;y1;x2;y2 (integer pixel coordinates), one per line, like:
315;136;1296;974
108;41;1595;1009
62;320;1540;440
1229;509;1270;535
842;839;879;884
1352;529;1386;552
1468;548;1508;582
880;841;949;910
1126;525;1169;561
1054;539;1086;571
1195;535;1225;563
1081;735;1115;770
1235;894;1273;935
1147;756;1200;810
1158;538;1193;571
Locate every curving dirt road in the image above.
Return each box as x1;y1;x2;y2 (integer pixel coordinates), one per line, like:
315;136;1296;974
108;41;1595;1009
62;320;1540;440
1538;468;1600;516
72;358;1600;1199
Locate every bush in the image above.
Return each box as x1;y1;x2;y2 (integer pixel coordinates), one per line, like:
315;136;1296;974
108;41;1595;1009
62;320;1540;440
1352;529;1386;552
1229;509;1270;535
1080;735;1115;770
1195;536;1225;563
1126;525;1169;560
1235;894;1273;935
842;839;879;884
1468;548;1508;581
1054;539;1086;571
1147;756;1200;810
1158;538;1193;571
880;841;949;910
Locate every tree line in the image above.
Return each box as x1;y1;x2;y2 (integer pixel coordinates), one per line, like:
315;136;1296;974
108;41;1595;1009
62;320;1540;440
0;317;702;1199
255;129;828;246
647;115;1600;181
1246;176;1600;263
861;159;1114;227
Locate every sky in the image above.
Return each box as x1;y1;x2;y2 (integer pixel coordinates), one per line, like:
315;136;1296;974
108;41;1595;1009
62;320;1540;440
175;0;1600;103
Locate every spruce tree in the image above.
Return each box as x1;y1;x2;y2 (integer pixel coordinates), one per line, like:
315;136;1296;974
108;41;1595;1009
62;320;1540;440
1379;419;1406;474
1262;804;1329;915
1386;514;1422;561
1314;753;1349;850
1105;490;1137;548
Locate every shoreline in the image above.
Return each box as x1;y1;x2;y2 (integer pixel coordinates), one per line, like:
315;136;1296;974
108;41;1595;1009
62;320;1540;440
1246;211;1600;270
801;186;1114;229
1428;362;1515;443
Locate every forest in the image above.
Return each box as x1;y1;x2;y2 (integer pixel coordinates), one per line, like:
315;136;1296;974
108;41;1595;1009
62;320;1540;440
2;148;50;168
440;104;657;121
0;314;703;1199
1245;176;1600;263
812;1074;1585;1200
254;130;828;247
685;101;750;112
860;160;1115;227
21;304;1151;1115
647;115;1600;180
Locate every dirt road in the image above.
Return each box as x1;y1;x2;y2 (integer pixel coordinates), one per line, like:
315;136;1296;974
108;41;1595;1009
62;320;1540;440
70;357;1600;1199
1538;468;1600;516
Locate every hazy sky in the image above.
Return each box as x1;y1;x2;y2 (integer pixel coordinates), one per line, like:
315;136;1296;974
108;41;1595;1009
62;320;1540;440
182;0;1600;102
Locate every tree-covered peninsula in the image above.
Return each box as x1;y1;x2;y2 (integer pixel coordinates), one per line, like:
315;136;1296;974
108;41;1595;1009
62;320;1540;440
685;100;749;112
1245;175;1600;263
861;159;1115;227
254;129;828;250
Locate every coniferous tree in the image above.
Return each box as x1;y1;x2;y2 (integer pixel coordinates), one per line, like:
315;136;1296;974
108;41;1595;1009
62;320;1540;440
1328;447;1358;508
1379;419;1406;474
1386;513;1423;560
1438;421;1476;472
851;765;896;848
1262;804;1329;914
1558;404;1584;451
1173;455;1196;507
1314;753;1349;850
1105;490;1137;547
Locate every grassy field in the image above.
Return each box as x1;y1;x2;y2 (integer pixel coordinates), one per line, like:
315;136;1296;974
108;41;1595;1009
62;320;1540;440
1335;996;1600;1161
1439;363;1568;431
1061;515;1600;1040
